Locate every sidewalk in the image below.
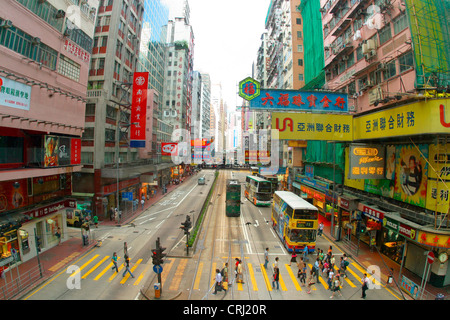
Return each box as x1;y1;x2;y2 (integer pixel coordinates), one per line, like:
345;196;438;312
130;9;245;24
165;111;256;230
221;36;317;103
1;173;196;300
318;214;449;300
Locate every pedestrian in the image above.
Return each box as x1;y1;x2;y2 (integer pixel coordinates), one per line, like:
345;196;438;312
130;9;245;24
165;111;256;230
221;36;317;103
289;250;297;266
306;270;315;294
327;268;335;290
55;227;61;245
141;197;145;210
235;257;240;278
319;249;325;262
272;266;280;290
111;252;118;272
361;273;369;298
237;260;244;284
213;269;225;294
340;256;348;278
221;263;229;283
330;276;343;298
264;248;269;269
303;245;309;262
114;208;119;224
122;255;134;278
93;215;98;228
313;258;320;282
299;262;307;286
274;256;279;269
318;221;324;236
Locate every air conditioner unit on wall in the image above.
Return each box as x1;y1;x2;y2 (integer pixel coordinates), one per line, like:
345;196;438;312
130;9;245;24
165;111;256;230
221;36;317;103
0;20;13;28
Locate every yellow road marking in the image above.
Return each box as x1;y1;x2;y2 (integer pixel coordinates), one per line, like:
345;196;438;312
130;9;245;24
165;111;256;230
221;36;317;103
210;262;217;288
334;265;356;288
351;262;383;287
120;259;142;284
193;262;203;290
82;256;109;279
48;252;81;272
260;264;272;291
95;257;120;281
109;264;124;281
160;259;174;288
134;264;151;286
169;258;188;291
247;263;258;291
285;264;302;291
68;255;99;278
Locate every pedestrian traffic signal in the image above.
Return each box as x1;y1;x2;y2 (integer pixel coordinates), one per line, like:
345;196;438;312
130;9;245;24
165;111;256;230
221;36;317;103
152;249;159;265
35;236;41;253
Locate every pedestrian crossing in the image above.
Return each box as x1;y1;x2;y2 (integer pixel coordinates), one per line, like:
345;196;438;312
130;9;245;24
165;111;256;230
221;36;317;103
63;252;377;294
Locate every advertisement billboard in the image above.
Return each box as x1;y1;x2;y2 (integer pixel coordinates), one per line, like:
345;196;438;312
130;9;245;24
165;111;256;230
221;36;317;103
130;72;149;148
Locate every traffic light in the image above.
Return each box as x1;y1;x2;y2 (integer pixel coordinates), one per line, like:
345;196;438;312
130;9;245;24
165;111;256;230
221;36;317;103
152;249;159;265
158;245;166;264
180;215;192;235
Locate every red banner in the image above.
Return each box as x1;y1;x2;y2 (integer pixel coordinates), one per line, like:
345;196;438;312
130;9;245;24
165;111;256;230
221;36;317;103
71;138;81;164
130;72;148;148
161;142;178;156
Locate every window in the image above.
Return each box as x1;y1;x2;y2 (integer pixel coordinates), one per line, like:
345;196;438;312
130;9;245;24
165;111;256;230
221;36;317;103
16;0;64;32
81;152;93;164
58;55;80;81
86;104;96;115
98;58;105;69
393;13;408;35
379;25;392;46
82;127;94;140
356;46;363;61
399;51;414;73
297;31;302;39
298;74;304;81
384;60;397;80
346;51;355;68
297;45;303;52
298;59;303;66
0;136;24;164
296;18;302;25
105;128;116;142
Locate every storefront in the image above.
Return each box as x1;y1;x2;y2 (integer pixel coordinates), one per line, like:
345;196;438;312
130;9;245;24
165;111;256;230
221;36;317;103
0;213;30;269
358;203;386;249
19;199;76;262
337;194;358;240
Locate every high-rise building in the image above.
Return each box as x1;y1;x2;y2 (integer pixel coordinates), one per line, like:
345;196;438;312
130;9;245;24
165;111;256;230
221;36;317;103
0;0;96;261
76;0;146;220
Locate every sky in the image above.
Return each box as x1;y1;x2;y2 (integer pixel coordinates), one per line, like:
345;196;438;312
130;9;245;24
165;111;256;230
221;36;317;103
188;0;272;110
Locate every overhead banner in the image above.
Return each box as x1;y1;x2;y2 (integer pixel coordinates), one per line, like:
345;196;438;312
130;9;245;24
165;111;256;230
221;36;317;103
353;99;450;140
250;89;348;113
271;112;353;141
130;72;149;148
348;144;385;179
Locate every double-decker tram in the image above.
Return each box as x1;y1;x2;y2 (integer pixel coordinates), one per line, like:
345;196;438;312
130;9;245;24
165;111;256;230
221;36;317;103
225;179;241;217
244;175;272;206
271;191;318;253
250;166;259;176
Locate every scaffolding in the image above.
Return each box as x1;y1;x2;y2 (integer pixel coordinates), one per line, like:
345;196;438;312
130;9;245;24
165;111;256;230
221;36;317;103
404;0;450;89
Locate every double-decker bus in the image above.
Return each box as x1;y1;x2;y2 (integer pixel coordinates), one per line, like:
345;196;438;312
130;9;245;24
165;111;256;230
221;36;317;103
250;166;259;176
271;191;318;253
226;179;241;217
258;174;278;194
244;175;272;206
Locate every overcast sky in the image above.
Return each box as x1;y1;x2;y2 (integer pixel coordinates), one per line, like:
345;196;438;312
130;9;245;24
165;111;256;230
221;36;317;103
188;0;271;110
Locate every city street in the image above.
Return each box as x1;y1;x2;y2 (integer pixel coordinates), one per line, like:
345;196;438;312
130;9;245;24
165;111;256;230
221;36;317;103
21;169;402;301
22;170;216;300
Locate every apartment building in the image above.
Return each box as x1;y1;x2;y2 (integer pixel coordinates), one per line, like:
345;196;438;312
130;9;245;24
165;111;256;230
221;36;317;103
0;0;96;262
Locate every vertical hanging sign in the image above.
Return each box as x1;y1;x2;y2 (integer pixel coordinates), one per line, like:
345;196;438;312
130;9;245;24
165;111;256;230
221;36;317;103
130;72;148;148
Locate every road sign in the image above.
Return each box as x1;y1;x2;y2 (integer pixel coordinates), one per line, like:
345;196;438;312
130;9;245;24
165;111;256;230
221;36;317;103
122;192;133;201
238;77;260;101
427;251;435;264
153;265;163;274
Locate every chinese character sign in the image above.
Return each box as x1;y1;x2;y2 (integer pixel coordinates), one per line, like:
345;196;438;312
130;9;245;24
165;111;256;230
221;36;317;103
130;72;148;148
250;89;348;113
271;112;353;141
0;76;32;110
348;144;385;180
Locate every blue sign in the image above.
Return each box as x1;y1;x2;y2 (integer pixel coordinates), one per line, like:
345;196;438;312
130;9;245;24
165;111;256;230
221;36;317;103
122;192;133;201
153;265;163;274
249;89;348;113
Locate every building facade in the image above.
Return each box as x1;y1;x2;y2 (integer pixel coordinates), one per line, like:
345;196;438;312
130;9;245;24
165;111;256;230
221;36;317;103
0;0;96;263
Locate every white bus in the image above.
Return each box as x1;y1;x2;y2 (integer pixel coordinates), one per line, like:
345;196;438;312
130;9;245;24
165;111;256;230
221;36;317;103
244;175;272;206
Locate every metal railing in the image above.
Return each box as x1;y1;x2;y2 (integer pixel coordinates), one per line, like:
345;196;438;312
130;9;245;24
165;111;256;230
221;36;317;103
0;264;42;300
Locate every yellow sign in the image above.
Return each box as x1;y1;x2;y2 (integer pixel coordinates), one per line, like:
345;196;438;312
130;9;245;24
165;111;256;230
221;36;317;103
353;99;450;140
271;112;353;141
417;230;450;249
